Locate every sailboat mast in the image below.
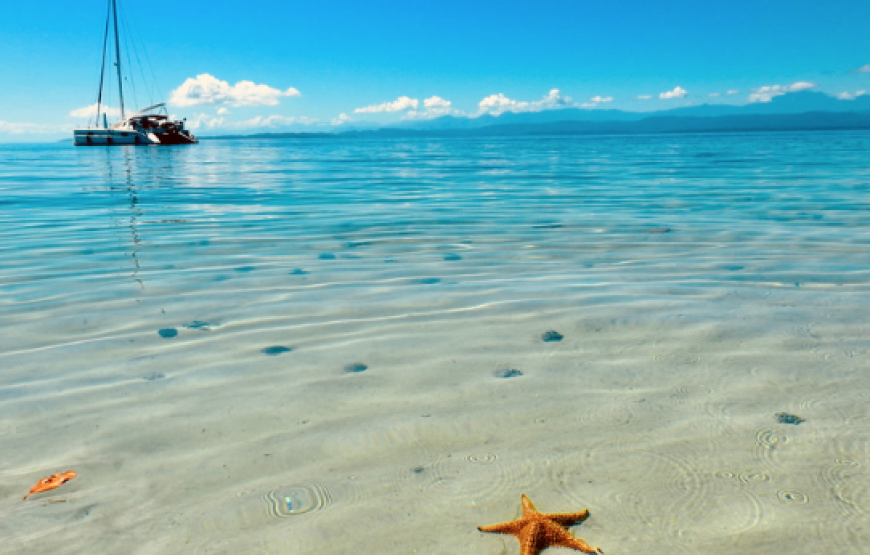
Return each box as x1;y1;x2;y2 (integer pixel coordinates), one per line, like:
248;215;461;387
112;0;125;121
95;0;111;128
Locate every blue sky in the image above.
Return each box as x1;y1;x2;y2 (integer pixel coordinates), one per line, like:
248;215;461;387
2;0;869;140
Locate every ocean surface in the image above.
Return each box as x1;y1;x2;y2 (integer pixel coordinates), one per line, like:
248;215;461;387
1;131;869;554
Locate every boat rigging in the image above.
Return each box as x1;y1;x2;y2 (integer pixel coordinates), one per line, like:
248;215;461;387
73;0;196;146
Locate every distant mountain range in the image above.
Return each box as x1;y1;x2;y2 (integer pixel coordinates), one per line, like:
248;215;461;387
202;92;870;140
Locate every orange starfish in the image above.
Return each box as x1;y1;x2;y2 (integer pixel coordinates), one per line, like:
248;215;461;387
478;494;602;555
23;471;77;500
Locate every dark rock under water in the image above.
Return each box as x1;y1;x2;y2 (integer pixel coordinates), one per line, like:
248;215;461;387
541;330;564;342
776;412;805;425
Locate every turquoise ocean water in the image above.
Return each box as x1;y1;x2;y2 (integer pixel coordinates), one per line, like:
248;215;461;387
2;132;870;553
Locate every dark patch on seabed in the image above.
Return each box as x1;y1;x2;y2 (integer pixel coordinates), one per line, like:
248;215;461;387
158;328;178;338
541;330;563;342
74;504;98;521
776;412;805;425
262;346;292;356
495;369;523;378
344;363;368;373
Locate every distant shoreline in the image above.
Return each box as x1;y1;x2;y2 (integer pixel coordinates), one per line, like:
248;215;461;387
200;112;870;140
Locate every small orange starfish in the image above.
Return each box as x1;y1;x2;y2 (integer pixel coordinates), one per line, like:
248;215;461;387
478;494;602;555
23;471;77;500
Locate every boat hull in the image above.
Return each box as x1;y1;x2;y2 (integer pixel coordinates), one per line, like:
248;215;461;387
73;129;196;146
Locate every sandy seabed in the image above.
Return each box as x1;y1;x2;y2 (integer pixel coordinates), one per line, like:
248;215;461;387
3;246;869;555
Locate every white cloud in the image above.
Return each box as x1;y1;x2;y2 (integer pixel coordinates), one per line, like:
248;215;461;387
748;81;815;103
836;90;867;100
350;95;459;120
186;114;225;130
659;86;688;99
421;96;463;118
69;103;122;119
332;113;352;126
354;96;419;114
637;94;652;100
216;107;230;115
853;64;870;73
424;96;451;108
589;95;613;103
169;74;300;107
708;92;721;97
0;121;69;135
404;97;463;120
726;89;740;95
477;89;573;116
186;113;316;131
235;115;315;128
539;89;574;108
478;93;516;113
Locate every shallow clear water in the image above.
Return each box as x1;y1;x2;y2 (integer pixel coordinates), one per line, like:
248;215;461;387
2;132;870;553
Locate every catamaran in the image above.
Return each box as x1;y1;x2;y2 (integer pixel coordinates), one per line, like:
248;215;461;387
74;0;196;146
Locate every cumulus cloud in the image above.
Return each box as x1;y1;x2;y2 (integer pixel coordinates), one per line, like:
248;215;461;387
478;93;516;113
852;64;870;73
354;96;419;113
216;107;230;115
659;86;688;99
69;103;122;119
0;121;69;134
478;89;573;116
708;92;721;97
235;115;314;128
403;96;463;120
186;113;316;131
637;94;652;100
726;89;740;95
576;95;613;109
424;96;452;108
748;81;815;103
169;74;300;107
836;90;867;100
186;114;225;130
332;113;352;126
540;89;574;108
